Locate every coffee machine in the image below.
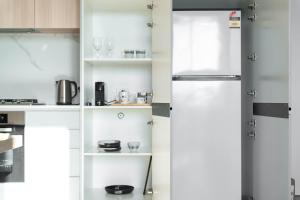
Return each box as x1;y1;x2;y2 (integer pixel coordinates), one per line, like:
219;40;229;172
95;82;105;106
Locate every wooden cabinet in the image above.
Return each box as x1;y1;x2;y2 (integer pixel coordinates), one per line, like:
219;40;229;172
35;0;80;29
0;0;79;30
0;0;34;28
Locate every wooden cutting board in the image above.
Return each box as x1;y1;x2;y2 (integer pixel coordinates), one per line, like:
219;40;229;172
111;104;151;106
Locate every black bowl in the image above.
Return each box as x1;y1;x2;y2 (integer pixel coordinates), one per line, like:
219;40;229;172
103;147;121;152
105;185;134;195
98;140;121;148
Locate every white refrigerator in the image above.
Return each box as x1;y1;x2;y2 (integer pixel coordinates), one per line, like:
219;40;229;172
172;11;241;200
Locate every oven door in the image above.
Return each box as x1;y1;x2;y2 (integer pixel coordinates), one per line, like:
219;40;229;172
0;112;25;183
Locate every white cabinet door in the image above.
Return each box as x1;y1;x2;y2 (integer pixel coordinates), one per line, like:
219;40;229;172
152;0;172;199
152;0;172;104
252;116;289;200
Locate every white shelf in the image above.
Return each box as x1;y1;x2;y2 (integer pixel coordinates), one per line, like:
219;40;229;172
84;152;152;157
85;188;152;200
0;105;81;112
84;105;152;110
84;58;152;66
84;147;151;157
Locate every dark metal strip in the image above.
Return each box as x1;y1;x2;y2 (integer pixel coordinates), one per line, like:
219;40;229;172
0;28;35;33
152;103;170;117
172;75;241;81
253;103;289;118
173;9;242;11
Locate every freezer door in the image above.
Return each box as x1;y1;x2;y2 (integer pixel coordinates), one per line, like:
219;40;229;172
172;80;241;200
173;11;241;76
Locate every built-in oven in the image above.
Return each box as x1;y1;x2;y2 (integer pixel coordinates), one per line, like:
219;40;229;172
0;112;24;183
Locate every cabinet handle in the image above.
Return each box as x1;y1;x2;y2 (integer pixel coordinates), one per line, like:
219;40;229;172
0;128;12;132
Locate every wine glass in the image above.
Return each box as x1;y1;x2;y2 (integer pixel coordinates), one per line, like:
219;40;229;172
105;37;114;58
92;37;104;58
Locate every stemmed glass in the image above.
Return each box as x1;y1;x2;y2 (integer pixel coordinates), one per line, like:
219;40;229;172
93;37;104;59
105;38;114;58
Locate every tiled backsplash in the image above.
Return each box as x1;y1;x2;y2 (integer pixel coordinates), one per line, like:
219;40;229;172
0;34;80;105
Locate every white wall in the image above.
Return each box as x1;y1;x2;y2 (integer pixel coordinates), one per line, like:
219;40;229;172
0;34;80;105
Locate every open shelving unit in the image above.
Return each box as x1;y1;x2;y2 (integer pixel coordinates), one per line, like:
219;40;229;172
81;0;154;199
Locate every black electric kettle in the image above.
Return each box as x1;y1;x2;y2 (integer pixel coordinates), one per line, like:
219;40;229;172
56;80;78;105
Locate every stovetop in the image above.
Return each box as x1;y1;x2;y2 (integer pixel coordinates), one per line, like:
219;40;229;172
0;99;39;105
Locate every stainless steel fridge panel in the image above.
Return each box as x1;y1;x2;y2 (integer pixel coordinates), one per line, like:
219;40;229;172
173;11;241;76
171;81;241;200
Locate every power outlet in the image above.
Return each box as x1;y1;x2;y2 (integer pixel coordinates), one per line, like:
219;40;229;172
0;114;8;123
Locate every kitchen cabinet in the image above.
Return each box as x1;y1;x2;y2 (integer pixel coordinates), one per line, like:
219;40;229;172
82;0;172;199
0;0;34;28
35;0;80;29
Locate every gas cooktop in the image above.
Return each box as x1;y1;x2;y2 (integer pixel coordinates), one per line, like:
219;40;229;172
0;99;39;105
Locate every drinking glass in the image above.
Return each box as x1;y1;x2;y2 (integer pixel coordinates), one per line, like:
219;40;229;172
105;37;114;57
93;37;104;58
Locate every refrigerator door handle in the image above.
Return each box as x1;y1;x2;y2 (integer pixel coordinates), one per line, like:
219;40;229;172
172;75;241;81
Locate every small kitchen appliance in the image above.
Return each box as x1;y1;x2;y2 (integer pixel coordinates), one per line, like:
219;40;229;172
95;82;105;106
56;80;78;105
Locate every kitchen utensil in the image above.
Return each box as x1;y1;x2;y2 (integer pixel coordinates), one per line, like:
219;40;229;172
137;92;147;104
119;90;130;104
146;92;153;104
56;80;78;105
143;156;152;195
98;140;121;148
97;140;121;152
136;97;146;104
103;147;121;152
124;50;134;58
95;82;105;106
135;50;146;58
127;142;140;152
105;185;134;195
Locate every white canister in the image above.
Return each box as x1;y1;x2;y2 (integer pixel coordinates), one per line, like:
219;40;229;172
119;90;129;104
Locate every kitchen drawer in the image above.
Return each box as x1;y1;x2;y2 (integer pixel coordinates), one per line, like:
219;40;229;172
70;149;80;177
26;111;80;130
70;130;80;149
70;177;80;200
